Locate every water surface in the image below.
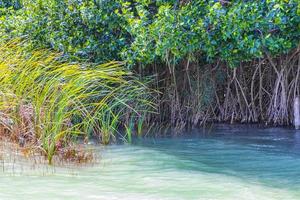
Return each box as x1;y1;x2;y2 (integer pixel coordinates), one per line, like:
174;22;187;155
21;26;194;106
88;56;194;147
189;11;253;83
1;125;300;200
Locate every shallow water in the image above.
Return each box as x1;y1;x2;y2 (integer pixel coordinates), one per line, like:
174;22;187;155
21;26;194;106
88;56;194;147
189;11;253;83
1;126;300;200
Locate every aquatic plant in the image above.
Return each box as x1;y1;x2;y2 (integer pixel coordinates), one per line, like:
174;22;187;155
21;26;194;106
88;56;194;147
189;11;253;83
0;39;154;164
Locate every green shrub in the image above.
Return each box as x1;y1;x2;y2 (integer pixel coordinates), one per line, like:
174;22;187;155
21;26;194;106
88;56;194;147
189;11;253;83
1;0;299;66
122;0;300;66
1;0;129;62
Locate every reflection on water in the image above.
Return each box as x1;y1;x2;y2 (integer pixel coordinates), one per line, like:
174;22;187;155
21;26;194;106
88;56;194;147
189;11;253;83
1;125;300;200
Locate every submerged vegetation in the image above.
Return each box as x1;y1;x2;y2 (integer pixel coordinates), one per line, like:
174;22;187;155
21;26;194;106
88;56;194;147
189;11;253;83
0;0;300;163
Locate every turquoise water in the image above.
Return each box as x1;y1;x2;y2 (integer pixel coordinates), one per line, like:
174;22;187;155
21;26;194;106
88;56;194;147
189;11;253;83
1;126;300;199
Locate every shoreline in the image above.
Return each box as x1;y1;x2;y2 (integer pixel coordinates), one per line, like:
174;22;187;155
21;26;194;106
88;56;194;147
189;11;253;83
1;123;299;165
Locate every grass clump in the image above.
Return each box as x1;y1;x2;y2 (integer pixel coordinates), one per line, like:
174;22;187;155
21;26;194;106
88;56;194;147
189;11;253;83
0;39;154;164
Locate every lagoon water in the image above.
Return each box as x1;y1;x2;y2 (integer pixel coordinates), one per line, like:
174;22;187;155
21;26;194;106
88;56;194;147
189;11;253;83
1;126;300;200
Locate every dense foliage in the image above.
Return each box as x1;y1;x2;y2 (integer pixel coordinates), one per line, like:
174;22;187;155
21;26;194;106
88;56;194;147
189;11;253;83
0;0;300;130
0;0;21;9
123;0;300;66
1;0;299;66
1;0;129;62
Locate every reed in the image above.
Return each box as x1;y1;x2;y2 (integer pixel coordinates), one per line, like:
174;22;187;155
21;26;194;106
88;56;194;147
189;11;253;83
0;39;154;164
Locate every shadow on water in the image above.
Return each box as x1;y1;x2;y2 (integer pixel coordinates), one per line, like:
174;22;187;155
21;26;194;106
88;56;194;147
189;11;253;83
132;124;300;189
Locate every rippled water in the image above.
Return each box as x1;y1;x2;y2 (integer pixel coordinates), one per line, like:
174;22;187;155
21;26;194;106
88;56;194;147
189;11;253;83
1;125;300;200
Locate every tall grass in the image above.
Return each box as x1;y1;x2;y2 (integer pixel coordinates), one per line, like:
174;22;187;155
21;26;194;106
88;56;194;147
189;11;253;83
0;39;154;164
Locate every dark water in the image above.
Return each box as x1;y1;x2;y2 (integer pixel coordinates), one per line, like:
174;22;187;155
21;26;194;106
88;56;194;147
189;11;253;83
0;125;300;200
